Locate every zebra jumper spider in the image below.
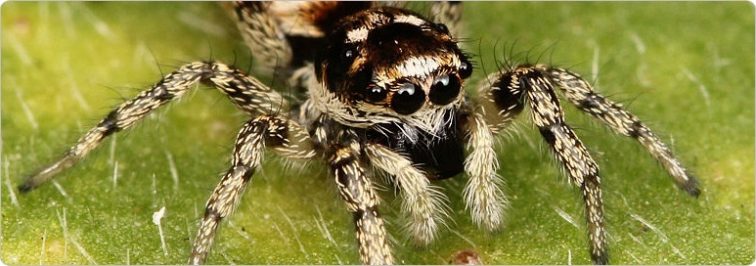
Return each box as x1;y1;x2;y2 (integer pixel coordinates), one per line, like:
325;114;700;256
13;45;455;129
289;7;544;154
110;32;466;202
19;2;701;265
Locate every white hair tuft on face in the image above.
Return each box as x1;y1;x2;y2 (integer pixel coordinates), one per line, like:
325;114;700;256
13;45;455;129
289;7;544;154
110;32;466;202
346;27;370;43
396;56;441;79
393;14;427;26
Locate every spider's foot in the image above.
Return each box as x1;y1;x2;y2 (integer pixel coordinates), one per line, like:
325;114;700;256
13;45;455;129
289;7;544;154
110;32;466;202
18;155;79;193
591;252;609;265
406;213;445;246
18;172;52;193
407;222;437;246
17;181;34;193
470;202;505;232
680;172;701;198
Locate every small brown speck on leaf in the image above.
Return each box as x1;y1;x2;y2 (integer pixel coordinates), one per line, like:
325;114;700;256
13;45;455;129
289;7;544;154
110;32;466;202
13;17;31;35
449;249;483;265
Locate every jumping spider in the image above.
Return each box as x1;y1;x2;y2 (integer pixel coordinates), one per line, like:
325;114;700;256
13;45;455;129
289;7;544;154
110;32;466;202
20;2;700;264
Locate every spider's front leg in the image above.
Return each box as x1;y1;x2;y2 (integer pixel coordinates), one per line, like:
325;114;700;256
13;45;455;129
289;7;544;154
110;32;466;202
328;138;393;265
461;112;507;231
191;116;316;264
364;143;448;245
19;61;285;192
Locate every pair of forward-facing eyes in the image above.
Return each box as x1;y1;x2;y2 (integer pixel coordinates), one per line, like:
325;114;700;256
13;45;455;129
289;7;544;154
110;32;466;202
361;61;473;115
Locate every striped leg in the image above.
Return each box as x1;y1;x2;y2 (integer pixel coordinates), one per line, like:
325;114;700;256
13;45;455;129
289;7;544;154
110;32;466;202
329;141;393;265
523;69;607;264
224;2;292;75
479;66;608;264
548;67;700;196
365;143;447;245
19;61;286;192
190;116;316;264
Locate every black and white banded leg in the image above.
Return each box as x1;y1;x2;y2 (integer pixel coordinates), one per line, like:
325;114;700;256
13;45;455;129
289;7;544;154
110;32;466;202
329;140;393;265
365;143;447;245
19;61;286;192
548;67;700;196
226;2;292;76
478;64;701;263
479;66;608;264
190;116;316;264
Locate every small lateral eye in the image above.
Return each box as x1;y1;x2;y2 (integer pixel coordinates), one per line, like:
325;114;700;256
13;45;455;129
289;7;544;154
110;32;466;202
344;48;355;59
342;44;359;62
459;61;473;79
390;82;425;115
429;74;461;105
365;85;387;102
435;23;450;34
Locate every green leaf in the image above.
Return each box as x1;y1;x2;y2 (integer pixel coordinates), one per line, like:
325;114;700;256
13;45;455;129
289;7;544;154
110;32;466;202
2;2;753;264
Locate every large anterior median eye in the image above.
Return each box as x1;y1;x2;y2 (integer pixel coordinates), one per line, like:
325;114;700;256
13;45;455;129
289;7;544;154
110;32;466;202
428;73;461;105
390;82;425;115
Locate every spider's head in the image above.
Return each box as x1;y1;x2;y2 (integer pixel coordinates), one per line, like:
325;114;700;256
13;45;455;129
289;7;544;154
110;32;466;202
314;7;472;128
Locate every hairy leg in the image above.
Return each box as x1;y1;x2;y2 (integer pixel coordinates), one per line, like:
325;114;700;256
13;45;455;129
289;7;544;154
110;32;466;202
365;143;447;245
548;67;700;196
461;112;507;231
224;2;292;76
478;66;608;264
190;116;316;264
20;61;286;192
459;71;528;231
329;138;393;265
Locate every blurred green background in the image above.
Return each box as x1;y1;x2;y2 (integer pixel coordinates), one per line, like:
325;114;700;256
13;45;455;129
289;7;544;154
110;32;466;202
2;2;753;265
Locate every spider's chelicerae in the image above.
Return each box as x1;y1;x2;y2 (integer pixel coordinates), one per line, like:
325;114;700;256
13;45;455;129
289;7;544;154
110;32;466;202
20;2;701;265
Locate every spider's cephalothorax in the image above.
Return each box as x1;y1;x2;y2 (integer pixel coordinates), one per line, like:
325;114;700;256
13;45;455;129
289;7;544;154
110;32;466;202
315;7;470;117
19;2;700;265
